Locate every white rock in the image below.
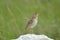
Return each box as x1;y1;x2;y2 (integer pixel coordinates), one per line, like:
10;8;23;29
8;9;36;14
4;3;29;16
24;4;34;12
11;34;54;40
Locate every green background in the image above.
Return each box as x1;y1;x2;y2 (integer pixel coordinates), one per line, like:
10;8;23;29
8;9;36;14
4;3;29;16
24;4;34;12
0;0;60;40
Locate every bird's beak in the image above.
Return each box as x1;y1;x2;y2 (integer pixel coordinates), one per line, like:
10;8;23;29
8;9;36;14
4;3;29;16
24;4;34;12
36;13;38;17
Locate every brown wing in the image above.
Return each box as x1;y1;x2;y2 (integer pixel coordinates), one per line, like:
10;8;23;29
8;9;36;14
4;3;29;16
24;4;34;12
25;19;33;30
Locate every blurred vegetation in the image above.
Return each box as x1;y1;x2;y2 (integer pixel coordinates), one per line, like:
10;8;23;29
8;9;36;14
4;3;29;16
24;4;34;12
0;0;60;40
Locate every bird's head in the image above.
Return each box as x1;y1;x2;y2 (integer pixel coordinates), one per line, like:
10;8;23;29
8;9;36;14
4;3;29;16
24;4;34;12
32;12;38;19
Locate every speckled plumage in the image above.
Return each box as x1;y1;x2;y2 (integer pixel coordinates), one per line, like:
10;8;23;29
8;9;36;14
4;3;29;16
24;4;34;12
25;12;38;30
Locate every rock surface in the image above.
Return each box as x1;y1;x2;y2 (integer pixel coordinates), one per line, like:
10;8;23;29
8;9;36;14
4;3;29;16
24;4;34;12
12;34;54;40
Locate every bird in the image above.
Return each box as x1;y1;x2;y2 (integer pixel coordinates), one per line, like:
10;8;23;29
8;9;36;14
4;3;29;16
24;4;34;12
25;12;38;33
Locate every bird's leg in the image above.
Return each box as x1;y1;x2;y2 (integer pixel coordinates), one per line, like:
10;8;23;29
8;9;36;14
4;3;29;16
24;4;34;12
29;28;34;34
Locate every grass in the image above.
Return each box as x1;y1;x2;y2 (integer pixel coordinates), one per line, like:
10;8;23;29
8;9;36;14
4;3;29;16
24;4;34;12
0;0;60;40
